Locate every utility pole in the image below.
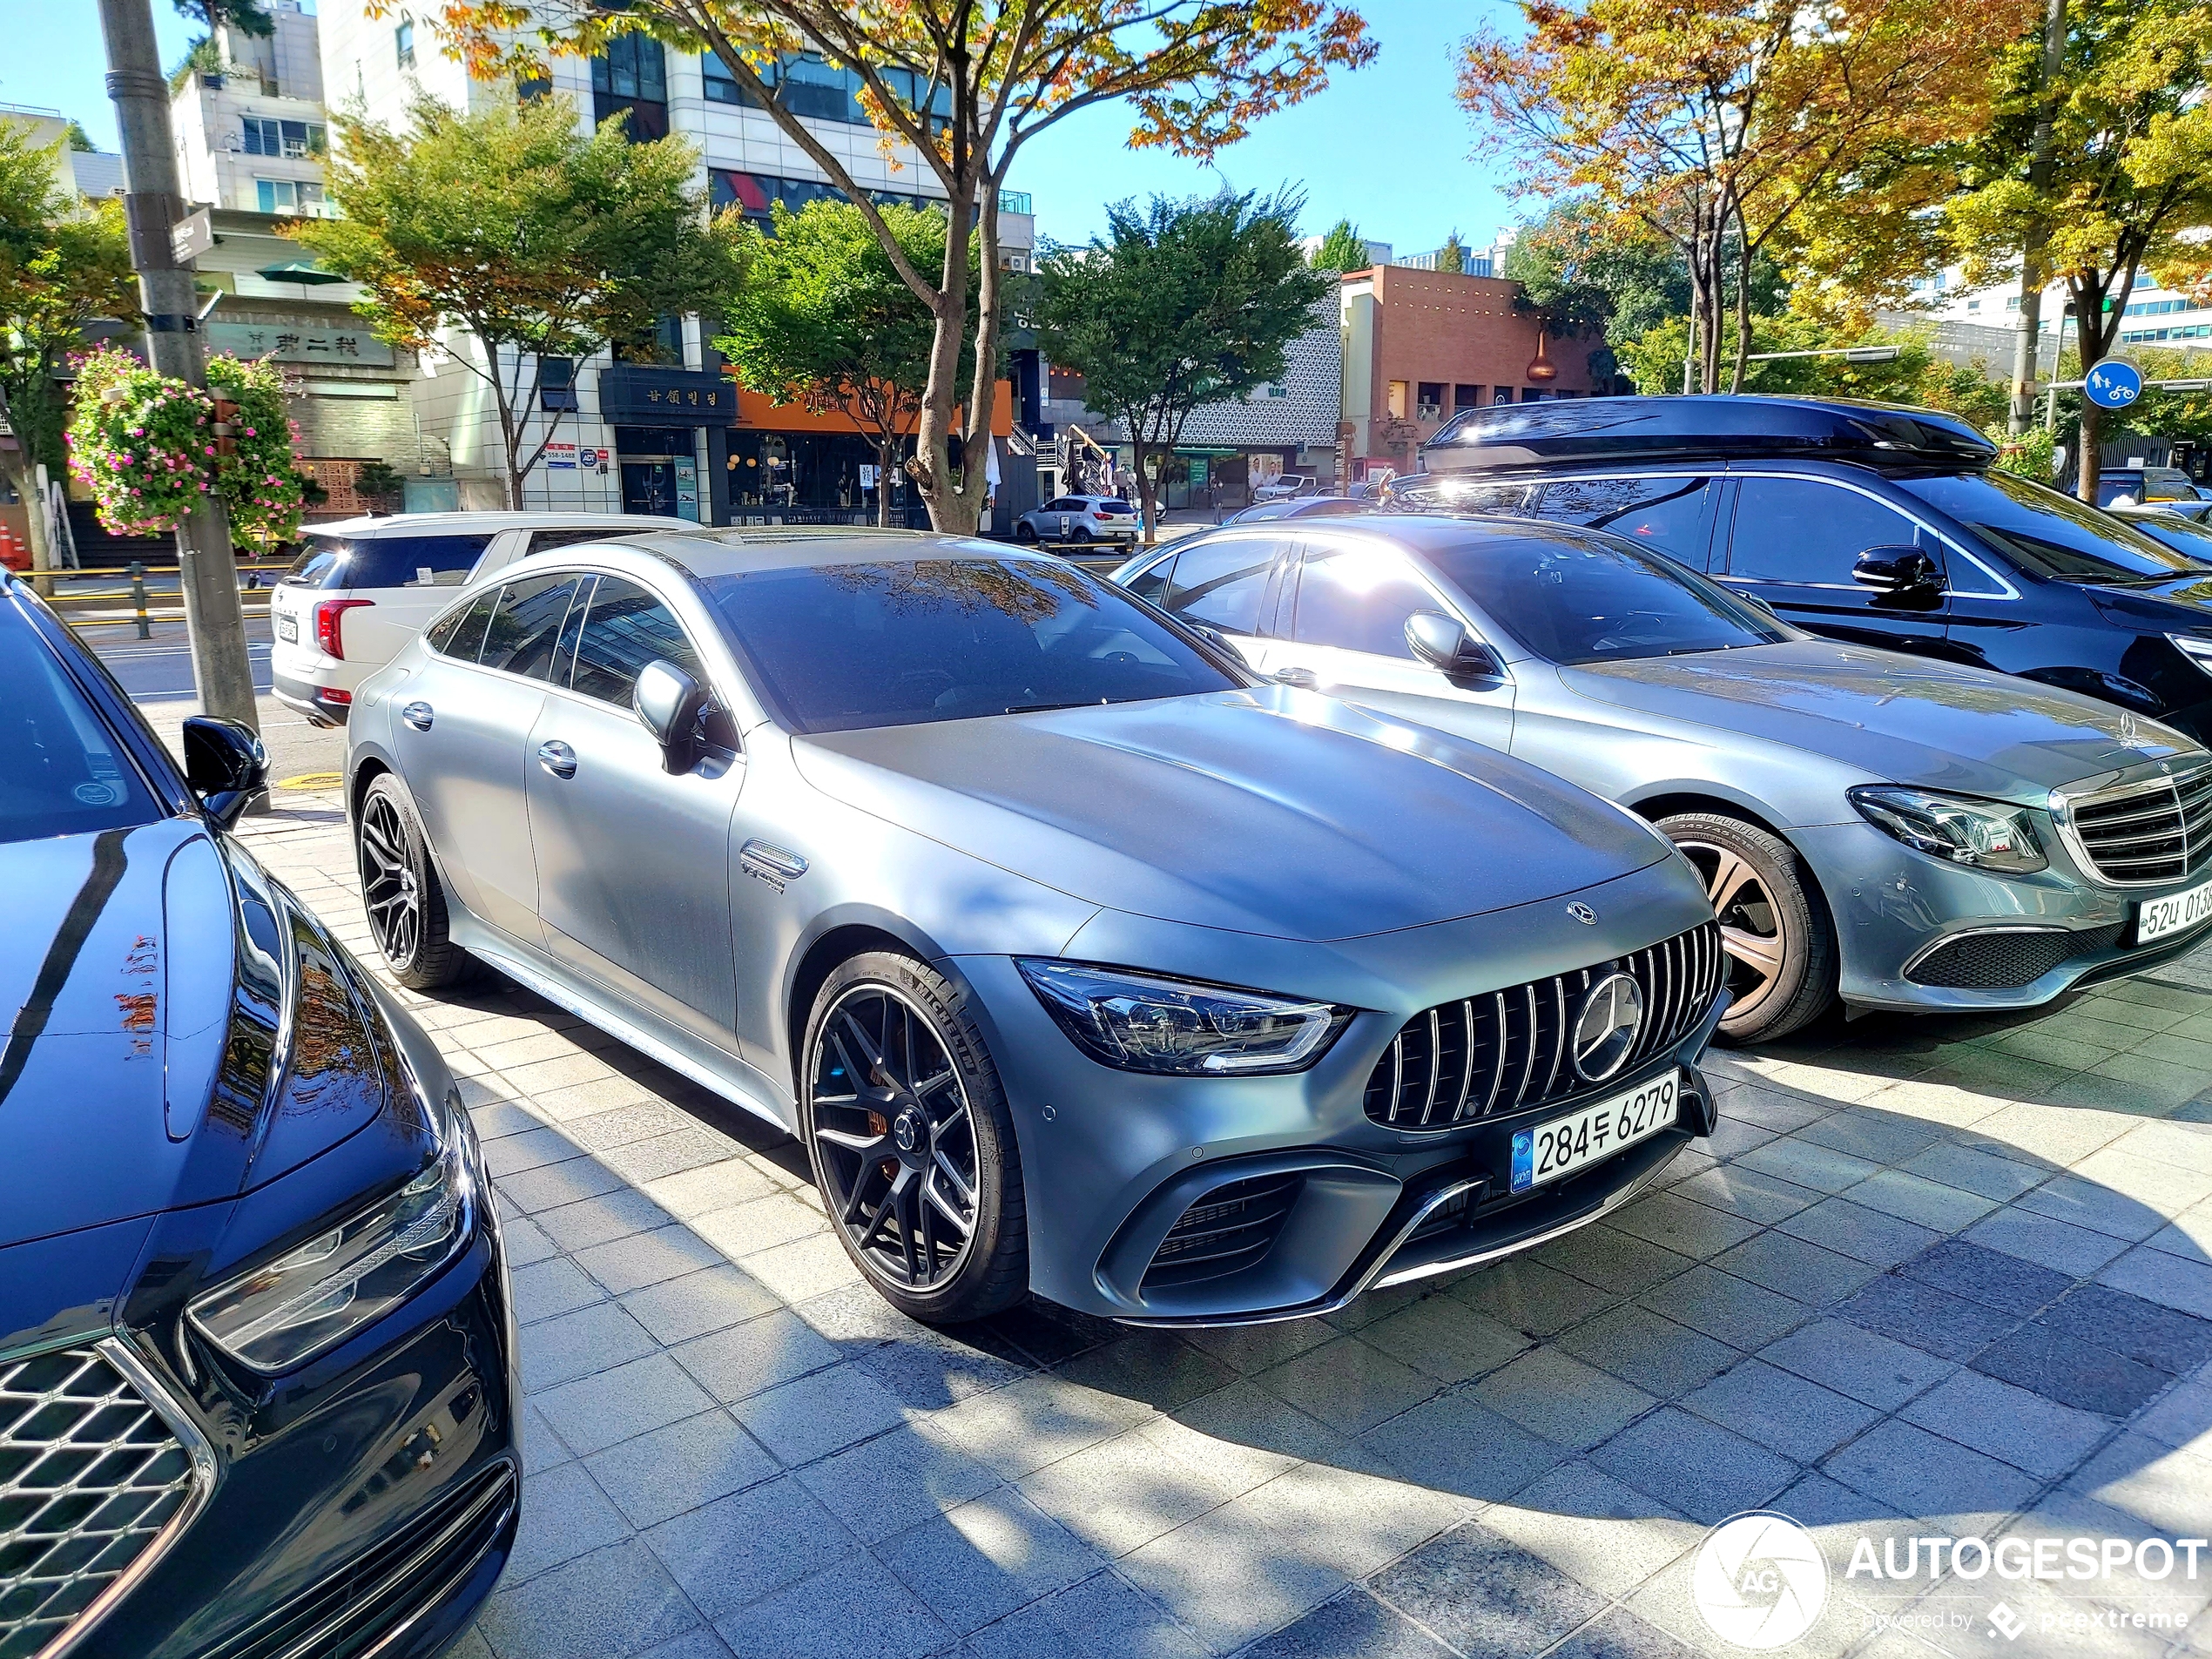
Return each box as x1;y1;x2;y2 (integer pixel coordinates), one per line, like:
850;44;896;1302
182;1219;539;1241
2007;0;2067;436
97;0;258;731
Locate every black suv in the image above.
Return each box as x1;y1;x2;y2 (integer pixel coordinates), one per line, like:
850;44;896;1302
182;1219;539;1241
1387;396;2212;740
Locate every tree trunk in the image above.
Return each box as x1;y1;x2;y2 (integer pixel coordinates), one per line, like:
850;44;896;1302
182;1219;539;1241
1132;435;1160;545
914;185;980;535
1729;229;1753;395
878;434;898;528
2010;0;2068;435
2074;286;2107;505
489;344;524;511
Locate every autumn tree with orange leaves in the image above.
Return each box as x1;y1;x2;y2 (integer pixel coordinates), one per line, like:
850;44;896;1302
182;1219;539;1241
1460;0;2029;395
418;0;1373;533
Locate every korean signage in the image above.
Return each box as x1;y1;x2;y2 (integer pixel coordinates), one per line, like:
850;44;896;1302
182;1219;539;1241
597;367;738;426
545;442;577;470
206;319;395;368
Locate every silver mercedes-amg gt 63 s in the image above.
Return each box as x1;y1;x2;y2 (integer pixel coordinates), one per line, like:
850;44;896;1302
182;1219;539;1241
345;530;1727;1326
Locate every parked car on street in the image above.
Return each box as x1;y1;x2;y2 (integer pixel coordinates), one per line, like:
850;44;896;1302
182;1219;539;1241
269;510;690;726
2096;466;2204;509
1386;396;2212;743
1011;494;1140;545
1224;496;1374;525
0;573;518;1659
1251;473;1315;504
1114;515;2212;1042
346;529;1728;1326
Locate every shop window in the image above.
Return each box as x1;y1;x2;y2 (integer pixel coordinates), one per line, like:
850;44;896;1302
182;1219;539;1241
1416;382;1445;421
1454;384;1482;411
1386;380;1408;419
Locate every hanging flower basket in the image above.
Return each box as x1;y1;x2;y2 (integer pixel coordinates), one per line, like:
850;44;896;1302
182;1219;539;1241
208;354;307;553
66;347;218;537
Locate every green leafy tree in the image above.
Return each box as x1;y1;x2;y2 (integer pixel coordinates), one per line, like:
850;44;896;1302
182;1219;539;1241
1035;189;1330;541
355;457;405;510
1311;218;1372;273
0;122;135;584
295;91;746;508
1946;0;2212;501
713;199;976;526
1436;231;1467;275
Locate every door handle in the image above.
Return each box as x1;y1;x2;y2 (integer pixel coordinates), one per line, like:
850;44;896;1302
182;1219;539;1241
1272;666;1319;689
536;739;578;779
401;701;433;731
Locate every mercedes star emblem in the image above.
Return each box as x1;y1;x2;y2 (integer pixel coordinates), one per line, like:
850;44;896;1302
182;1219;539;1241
1567;902;1599;925
1571;972;1646;1082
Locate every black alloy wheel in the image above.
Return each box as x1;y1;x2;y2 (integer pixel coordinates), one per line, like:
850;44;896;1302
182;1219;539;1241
355;773;473;990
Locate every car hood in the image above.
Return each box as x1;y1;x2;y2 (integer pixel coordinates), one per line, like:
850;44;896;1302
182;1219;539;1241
0;818;393;1251
1561;638;2202;802
793;685;1671;942
2087;572;2212;634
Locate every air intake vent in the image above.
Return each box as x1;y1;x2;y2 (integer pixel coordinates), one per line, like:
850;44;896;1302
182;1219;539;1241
2065;766;2212;886
1362;922;1722;1132
1142;1172;1303;1291
1905;924;2124;989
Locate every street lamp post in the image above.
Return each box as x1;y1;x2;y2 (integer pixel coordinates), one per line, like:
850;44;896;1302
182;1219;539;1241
96;0;259;732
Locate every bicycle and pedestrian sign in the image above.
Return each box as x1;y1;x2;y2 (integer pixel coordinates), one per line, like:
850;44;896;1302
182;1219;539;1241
2084;361;2144;410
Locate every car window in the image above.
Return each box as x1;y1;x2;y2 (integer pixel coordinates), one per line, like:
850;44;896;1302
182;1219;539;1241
1536;475;1716;568
1121;551;1177;605
570;576;705;707
1291;540;1442;660
704;557;1242;733
1041;498;1076;514
2117;512;2212;563
1386;475;1540;516
1426;528;1790;665
527;527;622;556
1161;536;1279;634
1097;500;1132;514
424;588;499;660
1896;471;2202;581
1726;476;1923;585
282;533;492;590
1;620;160;844
481;574;585;680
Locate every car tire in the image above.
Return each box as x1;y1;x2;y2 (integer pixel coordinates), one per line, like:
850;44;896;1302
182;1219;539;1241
1014;523;1038;543
355;773;475;992
801;952;1028;1324
1656;812;1835;1044
1069;526;1093;544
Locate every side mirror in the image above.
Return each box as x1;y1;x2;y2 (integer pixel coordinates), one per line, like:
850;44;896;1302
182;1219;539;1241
634;658;707;774
1406;610;1504;677
1852;546;1943;598
182;716;266;829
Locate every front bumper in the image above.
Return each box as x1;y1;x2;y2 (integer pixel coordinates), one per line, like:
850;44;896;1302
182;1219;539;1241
1797;820;2212;1013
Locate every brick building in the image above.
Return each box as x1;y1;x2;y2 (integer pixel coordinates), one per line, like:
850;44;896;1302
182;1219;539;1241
1339;265;1600;483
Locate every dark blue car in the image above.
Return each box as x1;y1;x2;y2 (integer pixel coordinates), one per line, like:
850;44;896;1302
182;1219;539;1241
0;572;517;1658
1393;396;2212;742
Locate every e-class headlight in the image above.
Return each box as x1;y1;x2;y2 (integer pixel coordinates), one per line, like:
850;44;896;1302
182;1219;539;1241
1016;959;1351;1076
1849;785;2047;875
187;1105;476;1372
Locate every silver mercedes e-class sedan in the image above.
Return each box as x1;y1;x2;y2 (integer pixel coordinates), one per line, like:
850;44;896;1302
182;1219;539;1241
344;529;1728;1326
1115;515;2212;1044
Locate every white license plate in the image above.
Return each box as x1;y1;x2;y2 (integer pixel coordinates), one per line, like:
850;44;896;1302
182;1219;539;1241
273;611;297;642
1511;1073;1679;1194
2139;876;2212;943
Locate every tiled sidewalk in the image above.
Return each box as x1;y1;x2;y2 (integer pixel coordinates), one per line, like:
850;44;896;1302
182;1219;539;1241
237;800;2212;1659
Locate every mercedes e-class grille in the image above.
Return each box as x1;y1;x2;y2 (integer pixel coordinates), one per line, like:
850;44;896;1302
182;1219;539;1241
1362;921;1723;1131
1;1345;210;1659
2066;766;2212;885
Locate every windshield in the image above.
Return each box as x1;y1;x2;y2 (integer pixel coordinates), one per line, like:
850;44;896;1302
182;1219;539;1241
283;532;493;590
2119;511;2212;564
1424;529;1791;665
1896;472;2201;582
705;556;1244;733
2;617;161;844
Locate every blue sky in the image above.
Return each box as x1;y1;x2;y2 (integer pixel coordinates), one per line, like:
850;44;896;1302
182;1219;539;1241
13;0;1522;257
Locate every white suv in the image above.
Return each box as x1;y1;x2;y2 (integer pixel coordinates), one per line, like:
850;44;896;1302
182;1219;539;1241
1251;474;1314;504
269;511;689;725
1012;495;1141;545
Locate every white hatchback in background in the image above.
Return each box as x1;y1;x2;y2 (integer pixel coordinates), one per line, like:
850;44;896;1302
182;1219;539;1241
268;511;689;725
1012;495;1141;545
1251;474;1314;505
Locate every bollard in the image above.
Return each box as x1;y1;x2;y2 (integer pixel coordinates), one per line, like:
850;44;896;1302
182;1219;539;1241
130;561;150;640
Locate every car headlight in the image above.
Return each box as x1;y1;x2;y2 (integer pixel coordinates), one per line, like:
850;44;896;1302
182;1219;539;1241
2168;634;2212;676
188;1096;476;1372
1848;785;2047;874
1015;959;1351;1076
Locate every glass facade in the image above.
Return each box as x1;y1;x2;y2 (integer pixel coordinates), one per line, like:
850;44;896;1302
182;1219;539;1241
592;37;670;140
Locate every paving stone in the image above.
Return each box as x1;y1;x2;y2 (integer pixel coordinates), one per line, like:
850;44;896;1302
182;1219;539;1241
1015;1426;1243;1558
575;1224;727;1296
604;1127;743;1185
1899;1369;2110;1480
729;1360;907;1467
639;1157;779;1218
1548;1606;1702;1659
672;1307;844;1404
2098;1245;2212;1320
1670;1164;1822;1225
1588;1406;1799;1524
1255;1335;1443;1437
1710;1231;1882;1306
2065;1431;2212;1537
536;1352;718;1458
475;1537;699;1659
1374;1515;1632;1655
1900;1141;2047;1203
1534;1224;1697;1298
736;1232;864;1305
507;1461;632;1584
2020;1171;2183;1244
1798;1110;1944;1164
1638;1264;1809;1351
859;1332;1030;1413
1184;1317;1341;1378
1733;1136;1882;1196
1469;1346;1656;1451
563;1100;689;1152
1605;1190;1765;1261
520;1300;662;1392
1896;1238;2074;1317
644;1474;860;1620
1235;1459;1468;1585
1720;1083;1834;1134
794;1424;1005;1545
496;1212;559;1269
721;1563;953;1659
510;1256;606;1326
1833;1273;2018;1362
1964;1207;2133;1278
1774;1197;1942;1270
2130;1379;2212;1453
1757;1318;1955;1411
1356;1292;1530;1382
1554;1304;1740;1398
960;1569;1207;1659
1117;1494;1351;1656
519;1398;571;1476
1059;1333;1239;1413
586;1409;782;1529
1972;1323;2173;1420
1477;1460;1698;1598
878;1487;1105;1635
1360;1390;1572;1503
1844;1169;1998;1234
918;1372;1157;1482
1821;1418;2041;1516
483;1123;582;1179
496;1154;630;1215
2038;1283;2212;1376
1681;1359;1881;1464
1452;1257;1624;1335
620;1265;783;1346
535;1188;680;1253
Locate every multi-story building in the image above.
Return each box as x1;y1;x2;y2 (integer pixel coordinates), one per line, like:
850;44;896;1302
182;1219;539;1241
1914;263;2212;359
317;3;1032;523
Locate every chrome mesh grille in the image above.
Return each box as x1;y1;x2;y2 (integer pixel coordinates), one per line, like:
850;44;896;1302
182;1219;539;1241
0;1347;201;1659
2067;766;2212;885
1362;922;1723;1131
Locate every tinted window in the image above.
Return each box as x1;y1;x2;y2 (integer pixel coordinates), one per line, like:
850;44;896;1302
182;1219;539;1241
283;533;492;590
2118;512;2212;564
425;589;499;659
1162;537;1278;634
481;575;584;679
528;527;622;556
1537;475;1714;567
1386;476;1538;516
571;577;704;707
1428;529;1789;665
1097;500;1132;514
704;558;1241;733
1896;471;2202;581
1122;552;1176;605
1041;498;1076;513
1292;542;1441;660
1727;476;1920;584
0;622;159;843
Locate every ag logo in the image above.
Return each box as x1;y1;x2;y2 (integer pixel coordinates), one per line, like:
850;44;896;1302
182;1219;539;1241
1692;1512;1828;1649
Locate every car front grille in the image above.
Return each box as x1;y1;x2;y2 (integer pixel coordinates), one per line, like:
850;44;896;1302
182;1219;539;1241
1362;921;1723;1132
1142;1173;1305;1291
1;1345;209;1659
2064;766;2212;885
1905;924;2126;990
